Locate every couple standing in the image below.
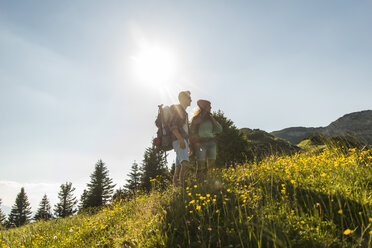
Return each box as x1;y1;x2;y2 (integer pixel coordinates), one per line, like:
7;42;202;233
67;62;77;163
170;91;222;186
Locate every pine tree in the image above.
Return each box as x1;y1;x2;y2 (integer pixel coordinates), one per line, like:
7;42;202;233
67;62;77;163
0;198;6;227
140;144;169;191
7;187;32;227
54;182;77;218
81;160;116;208
79;189;89;210
34;194;53;221
213;110;250;167
125;161;142;193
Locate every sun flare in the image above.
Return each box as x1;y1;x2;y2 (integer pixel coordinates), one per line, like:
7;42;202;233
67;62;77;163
132;43;177;88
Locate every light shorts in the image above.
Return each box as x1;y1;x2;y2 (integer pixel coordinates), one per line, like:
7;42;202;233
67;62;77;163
172;139;190;167
196;140;217;161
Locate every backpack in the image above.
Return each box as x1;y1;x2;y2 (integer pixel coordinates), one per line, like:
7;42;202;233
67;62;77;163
153;104;174;151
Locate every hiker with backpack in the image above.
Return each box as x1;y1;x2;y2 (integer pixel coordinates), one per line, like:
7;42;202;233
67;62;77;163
190;100;222;182
153;91;192;187
168;91;192;186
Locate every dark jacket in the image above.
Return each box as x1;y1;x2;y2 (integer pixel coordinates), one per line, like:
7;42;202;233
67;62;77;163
169;104;189;141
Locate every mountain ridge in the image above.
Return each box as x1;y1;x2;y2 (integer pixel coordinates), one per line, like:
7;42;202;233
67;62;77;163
271;110;372;144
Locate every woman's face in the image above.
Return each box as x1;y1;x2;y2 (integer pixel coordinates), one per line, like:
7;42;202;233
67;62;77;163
204;105;211;113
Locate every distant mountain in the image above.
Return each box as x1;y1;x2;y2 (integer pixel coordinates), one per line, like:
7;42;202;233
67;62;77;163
271;110;372;145
240;128;300;160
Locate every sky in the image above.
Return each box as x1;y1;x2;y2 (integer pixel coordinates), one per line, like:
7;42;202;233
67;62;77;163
1;0;371;214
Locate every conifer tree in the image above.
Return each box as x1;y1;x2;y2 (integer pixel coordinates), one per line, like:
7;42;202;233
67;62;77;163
34;194;53;221
7;187;32;227
79;189;89;210
125;161;142;193
0;198;6;227
140;144;169;191
213;111;250;167
54;182;77;218
81;160;115;208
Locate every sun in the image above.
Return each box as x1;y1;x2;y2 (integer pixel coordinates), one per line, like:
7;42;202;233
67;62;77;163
132;43;177;88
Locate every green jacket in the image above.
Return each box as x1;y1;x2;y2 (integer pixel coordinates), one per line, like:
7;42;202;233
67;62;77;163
191;118;222;141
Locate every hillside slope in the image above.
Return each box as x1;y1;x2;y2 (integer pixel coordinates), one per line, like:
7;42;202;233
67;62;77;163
1;148;372;247
240;128;300;160
271;110;372;144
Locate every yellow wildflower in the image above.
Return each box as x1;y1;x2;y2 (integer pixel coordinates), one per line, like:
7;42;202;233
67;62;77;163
343;229;352;235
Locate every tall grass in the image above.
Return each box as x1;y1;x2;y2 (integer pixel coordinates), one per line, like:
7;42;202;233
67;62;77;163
0;193;165;247
1;146;371;247
163;147;372;247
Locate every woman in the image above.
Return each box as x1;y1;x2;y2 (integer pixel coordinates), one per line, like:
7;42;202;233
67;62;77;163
190;100;223;181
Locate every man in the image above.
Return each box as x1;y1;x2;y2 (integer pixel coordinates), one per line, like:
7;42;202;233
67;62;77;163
170;90;192;186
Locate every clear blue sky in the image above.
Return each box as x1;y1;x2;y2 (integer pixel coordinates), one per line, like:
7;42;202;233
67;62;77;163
1;0;371;213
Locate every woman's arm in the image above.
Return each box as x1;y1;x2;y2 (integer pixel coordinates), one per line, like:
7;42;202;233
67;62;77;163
212;119;223;134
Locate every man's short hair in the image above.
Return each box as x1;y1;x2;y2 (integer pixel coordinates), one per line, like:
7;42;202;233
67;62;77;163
178;91;191;102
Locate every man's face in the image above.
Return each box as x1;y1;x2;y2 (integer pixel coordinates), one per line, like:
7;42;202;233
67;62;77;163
180;92;191;107
185;95;192;107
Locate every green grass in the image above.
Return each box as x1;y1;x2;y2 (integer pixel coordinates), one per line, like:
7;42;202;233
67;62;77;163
0;193;165;247
1;147;372;247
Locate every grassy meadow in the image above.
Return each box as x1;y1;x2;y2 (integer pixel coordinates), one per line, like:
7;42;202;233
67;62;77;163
1;146;372;247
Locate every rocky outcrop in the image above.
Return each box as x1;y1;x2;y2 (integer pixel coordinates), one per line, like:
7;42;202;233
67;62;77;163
270;110;372;145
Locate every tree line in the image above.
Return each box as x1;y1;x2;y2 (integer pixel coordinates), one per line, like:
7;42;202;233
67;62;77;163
0;111;248;229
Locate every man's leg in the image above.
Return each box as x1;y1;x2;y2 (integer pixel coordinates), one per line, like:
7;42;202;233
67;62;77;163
172;142;181;187
179;160;190;186
173;138;190;186
173;165;181;186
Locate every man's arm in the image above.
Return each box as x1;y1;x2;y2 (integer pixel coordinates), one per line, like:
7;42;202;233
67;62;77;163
169;105;187;149
172;128;186;149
